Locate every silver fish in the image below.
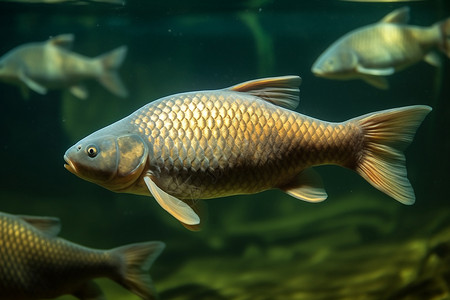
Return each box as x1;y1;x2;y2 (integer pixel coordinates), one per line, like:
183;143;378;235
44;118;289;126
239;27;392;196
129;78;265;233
0;34;128;99
64;76;431;229
311;7;450;89
0;211;165;300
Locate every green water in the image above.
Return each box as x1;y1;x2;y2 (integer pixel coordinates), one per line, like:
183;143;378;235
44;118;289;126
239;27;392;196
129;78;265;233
0;1;449;299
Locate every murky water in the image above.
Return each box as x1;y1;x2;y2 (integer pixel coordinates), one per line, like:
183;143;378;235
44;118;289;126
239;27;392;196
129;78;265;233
0;1;449;299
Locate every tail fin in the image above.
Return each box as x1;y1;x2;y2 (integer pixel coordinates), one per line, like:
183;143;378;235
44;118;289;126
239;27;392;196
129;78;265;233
96;45;129;98
438;17;450;58
113;241;165;300
351;105;431;204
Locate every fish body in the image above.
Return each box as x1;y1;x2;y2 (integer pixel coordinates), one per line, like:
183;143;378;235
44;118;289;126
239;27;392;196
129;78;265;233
311;7;450;89
64;76;431;228
0;34;128;99
0;211;165;300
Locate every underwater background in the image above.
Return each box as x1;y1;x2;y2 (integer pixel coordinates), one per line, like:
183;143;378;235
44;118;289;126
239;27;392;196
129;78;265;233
0;0;449;299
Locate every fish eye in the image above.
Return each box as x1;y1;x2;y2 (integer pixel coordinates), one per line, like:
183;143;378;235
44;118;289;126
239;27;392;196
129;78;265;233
86;145;98;158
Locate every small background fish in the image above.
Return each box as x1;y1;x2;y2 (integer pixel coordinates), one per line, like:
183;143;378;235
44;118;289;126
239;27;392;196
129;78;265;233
311;6;450;89
0;34;128;99
0;211;165;300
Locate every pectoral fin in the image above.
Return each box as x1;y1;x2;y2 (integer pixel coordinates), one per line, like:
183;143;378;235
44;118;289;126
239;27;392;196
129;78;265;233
362;75;389;90
144;176;200;225
18;69;47;95
279;168;328;202
179;199;206;231
356;65;395;76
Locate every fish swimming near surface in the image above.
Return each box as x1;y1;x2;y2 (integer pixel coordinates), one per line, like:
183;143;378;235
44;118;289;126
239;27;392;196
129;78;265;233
0;34;128;99
0;211;165;300
311;7;450;89
63;76;431;229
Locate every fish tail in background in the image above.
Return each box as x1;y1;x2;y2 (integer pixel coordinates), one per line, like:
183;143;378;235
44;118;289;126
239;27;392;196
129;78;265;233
350;105;432;205
96;45;128;98
113;241;165;300
438;18;450;58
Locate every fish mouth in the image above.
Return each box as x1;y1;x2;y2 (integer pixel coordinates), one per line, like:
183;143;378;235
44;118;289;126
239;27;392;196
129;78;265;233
311;67;324;76
63;155;77;175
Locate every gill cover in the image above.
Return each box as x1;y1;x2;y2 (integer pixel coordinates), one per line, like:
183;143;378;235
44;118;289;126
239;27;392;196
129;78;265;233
324;49;357;75
114;134;148;190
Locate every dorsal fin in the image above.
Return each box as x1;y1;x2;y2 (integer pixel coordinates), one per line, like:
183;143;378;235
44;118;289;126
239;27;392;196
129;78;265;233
380;7;410;24
18;215;61;237
227;75;301;110
48;34;74;49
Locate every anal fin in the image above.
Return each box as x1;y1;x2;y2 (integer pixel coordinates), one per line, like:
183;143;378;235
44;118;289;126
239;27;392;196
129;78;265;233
279;168;328;203
424;52;442;67
362;75;389;90
69;85;89;100
144;176;200;225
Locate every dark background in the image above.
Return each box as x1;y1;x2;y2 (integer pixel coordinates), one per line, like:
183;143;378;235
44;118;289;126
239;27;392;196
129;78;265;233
0;0;448;299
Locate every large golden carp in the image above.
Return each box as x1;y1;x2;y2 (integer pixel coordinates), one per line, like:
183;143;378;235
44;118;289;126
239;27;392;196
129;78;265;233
64;76;431;228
